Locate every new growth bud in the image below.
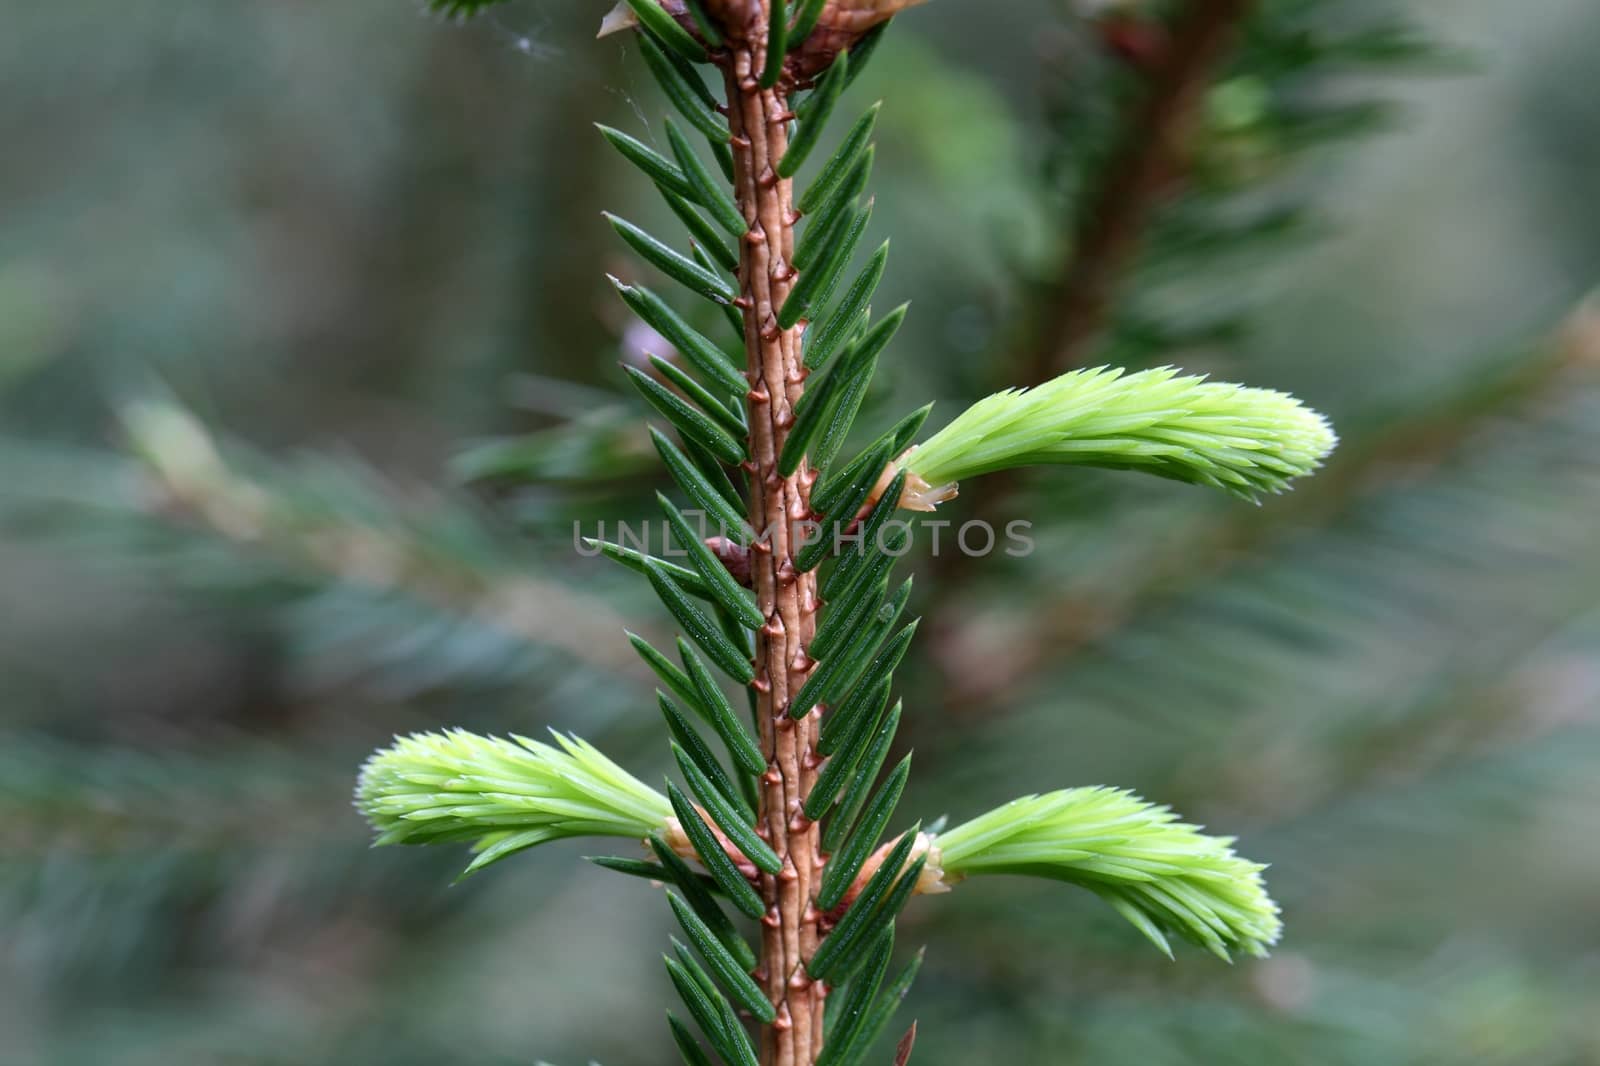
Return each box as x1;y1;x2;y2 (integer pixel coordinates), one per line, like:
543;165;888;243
599;0;934;85
933;787;1283;960
356;730;673;877
902;365;1338;506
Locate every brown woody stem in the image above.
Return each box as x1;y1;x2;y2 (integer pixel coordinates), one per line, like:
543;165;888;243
1039;0;1254;376
721;7;826;1063
921;0;1257;712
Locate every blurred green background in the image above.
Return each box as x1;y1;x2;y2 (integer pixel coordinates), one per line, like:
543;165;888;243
3;1;1599;1063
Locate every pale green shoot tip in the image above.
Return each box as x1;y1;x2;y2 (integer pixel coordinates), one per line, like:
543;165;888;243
932;787;1282;960
901;365;1337;506
355;729;673;877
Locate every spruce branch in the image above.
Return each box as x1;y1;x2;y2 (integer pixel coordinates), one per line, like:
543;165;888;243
1038;0;1256;375
356;730;672;876
348;4;1337;1062
118;398;647;681
902;366;1336;505
932;788;1282;961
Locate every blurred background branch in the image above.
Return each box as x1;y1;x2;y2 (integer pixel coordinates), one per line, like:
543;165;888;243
2;0;1598;1063
1038;0;1255;376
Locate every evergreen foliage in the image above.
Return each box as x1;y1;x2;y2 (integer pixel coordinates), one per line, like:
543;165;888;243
348;3;1333;1060
4;2;1596;1065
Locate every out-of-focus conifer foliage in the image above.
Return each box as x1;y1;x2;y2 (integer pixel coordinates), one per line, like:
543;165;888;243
1;1;1597;1063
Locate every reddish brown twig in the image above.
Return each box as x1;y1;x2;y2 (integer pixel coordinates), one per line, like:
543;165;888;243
717;11;825;1064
